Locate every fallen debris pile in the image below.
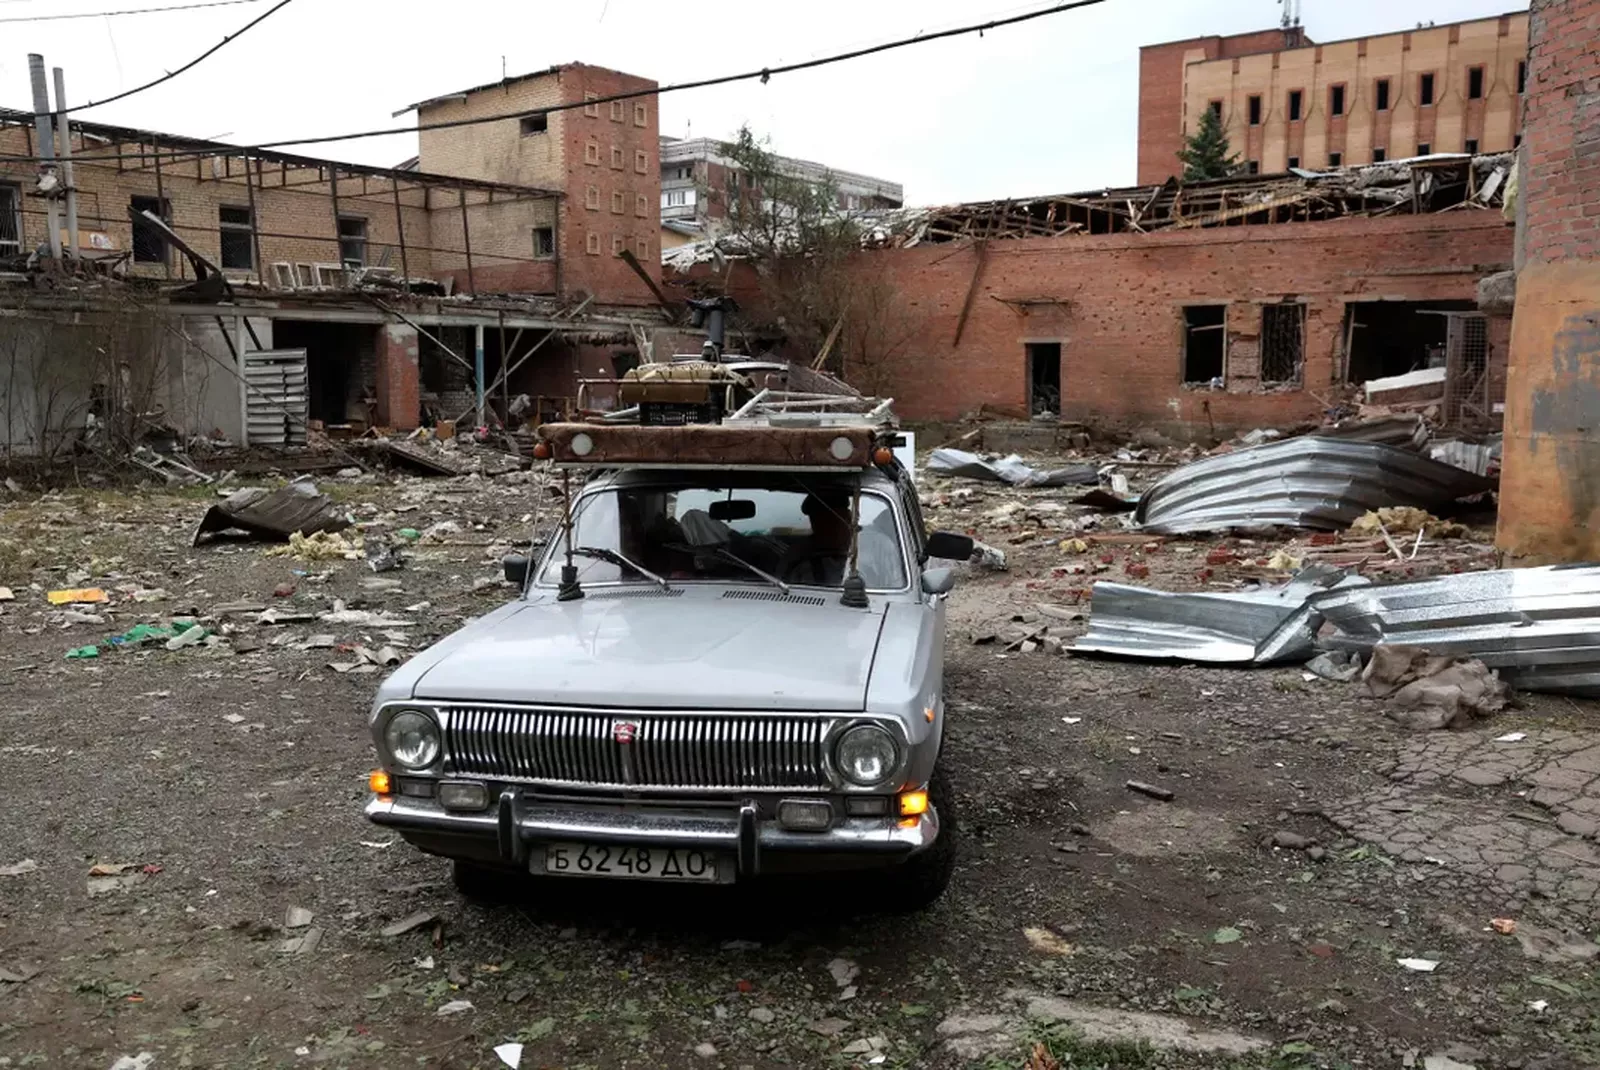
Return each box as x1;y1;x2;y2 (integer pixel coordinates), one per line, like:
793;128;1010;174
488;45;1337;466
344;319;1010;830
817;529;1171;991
194;480;351;546
1135;438;1492;535
1361;644;1510;730
927;448;1097;488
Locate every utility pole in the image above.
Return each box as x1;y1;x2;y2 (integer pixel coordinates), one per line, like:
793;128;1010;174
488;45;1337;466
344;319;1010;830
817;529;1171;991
27;55;62;261
52;67;80;260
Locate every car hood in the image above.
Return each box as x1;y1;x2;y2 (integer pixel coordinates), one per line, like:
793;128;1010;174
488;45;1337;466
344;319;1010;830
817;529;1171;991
409;593;888;711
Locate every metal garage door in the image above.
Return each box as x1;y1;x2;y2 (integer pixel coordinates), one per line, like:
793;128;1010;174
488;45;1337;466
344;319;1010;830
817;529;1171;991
242;348;308;447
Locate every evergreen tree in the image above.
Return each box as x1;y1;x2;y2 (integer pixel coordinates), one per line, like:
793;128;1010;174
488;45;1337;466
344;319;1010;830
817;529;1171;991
1176;108;1240;181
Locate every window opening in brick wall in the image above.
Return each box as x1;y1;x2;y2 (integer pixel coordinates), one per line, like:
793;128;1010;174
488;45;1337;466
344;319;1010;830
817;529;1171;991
1328;151;1342;168
634;102;647;126
1372;147;1387;162
635;236;648;258
1287;155;1300;169
1288;89;1303;121
1330;84;1345;116
585;185;600;210
1182;306;1226;385
1025;342;1061;416
1514;134;1522;148
584;91;600;118
533;226;554;259
1248;94;1262;125
1246;160;1260;174
520;113;548;136
1419;72;1435;106
1417;141;1431;156
586;231;600;255
611;190;625;214
1342;299;1474;384
218;205;254;270
1375;78;1391;111
1465;138;1479;154
635;193;648;216
585;141;600;165
130;195;170;264
337;216;367;268
635;150;648;173
1517;60;1527;94
1442;312;1491;427
1208;99;1222;119
1467;66;1485;100
610;100;625;122
1260;303;1304;383
611;234;624;255
610;145;624;169
0;183;21;256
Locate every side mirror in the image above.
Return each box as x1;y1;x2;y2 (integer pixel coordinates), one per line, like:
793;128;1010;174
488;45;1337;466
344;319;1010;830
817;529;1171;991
502;553;530;587
921;567;956;596
924;531;975;561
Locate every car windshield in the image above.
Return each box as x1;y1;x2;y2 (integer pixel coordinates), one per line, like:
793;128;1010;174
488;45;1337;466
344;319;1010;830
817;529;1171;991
537;479;908;590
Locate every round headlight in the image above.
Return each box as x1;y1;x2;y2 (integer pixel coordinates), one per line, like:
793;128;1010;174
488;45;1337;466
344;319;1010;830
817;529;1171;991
829;435;855;461
835;724;897;786
569;432;594;457
384;710;440;770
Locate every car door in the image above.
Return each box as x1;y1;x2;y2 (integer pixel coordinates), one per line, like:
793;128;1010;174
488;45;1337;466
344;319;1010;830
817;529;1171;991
897;473;948;723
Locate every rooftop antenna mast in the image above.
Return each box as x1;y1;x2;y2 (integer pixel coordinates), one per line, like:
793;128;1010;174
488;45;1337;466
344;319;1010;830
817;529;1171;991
1279;0;1302;28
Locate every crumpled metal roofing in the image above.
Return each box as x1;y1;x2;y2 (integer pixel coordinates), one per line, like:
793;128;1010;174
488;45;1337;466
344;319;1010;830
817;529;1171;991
1136;437;1493;535
1310;564;1600;696
1071;568;1365;664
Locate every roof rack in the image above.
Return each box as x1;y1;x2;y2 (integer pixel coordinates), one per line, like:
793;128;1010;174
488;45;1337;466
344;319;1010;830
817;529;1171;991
726;389;897;428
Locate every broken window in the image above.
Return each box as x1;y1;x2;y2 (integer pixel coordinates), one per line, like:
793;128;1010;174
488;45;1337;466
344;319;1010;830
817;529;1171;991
1342;300;1474;383
130;194;170;264
218;205;254;270
1182;306;1226;385
520;113;548;136
532;227;554;259
1208;99;1222;119
1328;151;1342;168
1373;147;1387;162
1287;155;1300;169
1518;61;1527;94
1376;78;1391;111
1417;141;1431;156
1246;160;1260;174
1288;89;1303;121
1330;84;1345;116
1420;72;1435;106
1260;303;1304;383
0;183;20;256
1468;66;1485;100
337;216;367;268
1248;95;1262;125
1026;342;1061;416
1465;138;1479;154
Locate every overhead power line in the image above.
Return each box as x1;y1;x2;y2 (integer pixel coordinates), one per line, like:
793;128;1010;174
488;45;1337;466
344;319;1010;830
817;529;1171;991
0;0;1106;164
0;0;267;24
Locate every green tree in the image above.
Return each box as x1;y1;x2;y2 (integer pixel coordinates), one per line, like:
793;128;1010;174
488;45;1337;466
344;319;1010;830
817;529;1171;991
1176;107;1240;181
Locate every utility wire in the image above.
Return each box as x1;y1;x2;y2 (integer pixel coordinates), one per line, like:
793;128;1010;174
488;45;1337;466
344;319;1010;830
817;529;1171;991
45;0;292;115
0;0;266;24
0;0;1105;164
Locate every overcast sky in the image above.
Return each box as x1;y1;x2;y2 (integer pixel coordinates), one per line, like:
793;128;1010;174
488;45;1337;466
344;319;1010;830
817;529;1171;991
0;0;1527;204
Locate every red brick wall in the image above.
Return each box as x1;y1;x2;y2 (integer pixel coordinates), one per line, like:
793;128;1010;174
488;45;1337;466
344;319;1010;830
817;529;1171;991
375;323;421;430
1520;0;1600;265
834;213;1511;435
558;64;663;305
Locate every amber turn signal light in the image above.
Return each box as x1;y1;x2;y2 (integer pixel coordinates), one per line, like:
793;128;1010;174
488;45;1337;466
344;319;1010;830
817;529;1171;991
532;441;552;460
368;769;392;796
899;789;929;817
873;446;894;465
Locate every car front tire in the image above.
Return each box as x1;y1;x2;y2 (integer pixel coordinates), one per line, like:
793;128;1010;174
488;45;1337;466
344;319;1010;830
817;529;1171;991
450;859;524;904
880;766;958;912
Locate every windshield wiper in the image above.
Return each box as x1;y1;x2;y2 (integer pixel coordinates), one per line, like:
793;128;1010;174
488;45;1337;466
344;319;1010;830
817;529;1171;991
571;546;672;591
708;547;791;595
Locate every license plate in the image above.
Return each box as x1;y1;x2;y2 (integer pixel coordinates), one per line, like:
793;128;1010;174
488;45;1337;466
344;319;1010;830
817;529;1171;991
541;843;718;883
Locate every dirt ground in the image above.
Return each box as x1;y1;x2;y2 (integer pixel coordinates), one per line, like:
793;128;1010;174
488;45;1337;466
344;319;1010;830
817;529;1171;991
1;457;1597;1070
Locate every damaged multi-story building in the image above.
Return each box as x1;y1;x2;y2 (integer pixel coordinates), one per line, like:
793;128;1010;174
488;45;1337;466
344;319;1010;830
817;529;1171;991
0;62;668;456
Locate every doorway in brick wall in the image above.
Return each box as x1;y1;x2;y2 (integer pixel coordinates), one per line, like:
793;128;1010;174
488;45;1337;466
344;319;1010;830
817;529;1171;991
1026;342;1061;416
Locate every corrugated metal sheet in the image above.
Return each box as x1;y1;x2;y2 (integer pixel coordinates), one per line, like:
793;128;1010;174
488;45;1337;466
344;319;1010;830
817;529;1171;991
243;348;308;448
193;480;350;545
1071;570;1364;664
1136;438;1493;535
1310;565;1600;696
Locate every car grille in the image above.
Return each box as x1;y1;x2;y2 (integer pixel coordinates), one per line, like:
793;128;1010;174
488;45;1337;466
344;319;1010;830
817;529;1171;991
442;706;831;790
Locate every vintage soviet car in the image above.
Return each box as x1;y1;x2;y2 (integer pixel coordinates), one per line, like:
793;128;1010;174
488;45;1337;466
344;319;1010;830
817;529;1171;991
364;417;972;909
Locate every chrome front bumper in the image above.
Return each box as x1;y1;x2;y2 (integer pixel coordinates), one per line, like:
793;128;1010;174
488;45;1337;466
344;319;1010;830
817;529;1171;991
365;789;938;878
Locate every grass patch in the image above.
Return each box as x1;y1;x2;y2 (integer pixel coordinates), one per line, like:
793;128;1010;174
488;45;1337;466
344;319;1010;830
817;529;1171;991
981;1021;1326;1070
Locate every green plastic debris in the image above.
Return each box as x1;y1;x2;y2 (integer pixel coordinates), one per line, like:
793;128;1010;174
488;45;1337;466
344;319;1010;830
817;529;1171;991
108;623;175;647
396;528;421;541
65;645;100;659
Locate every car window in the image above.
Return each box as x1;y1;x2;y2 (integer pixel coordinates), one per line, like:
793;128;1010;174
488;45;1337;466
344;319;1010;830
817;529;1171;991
538;483;907;589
